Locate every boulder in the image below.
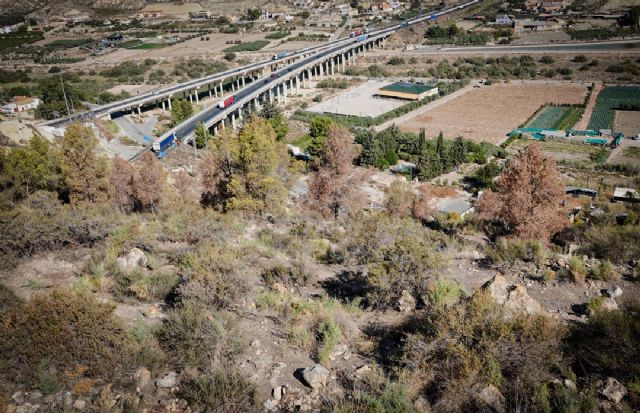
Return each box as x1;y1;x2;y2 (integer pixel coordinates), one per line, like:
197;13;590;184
116;247;148;273
11;392;25;405
483;275;510;305
272;385;287;401
397;290;416;312
156;371;178;389
606;286;623;299
73;399;86;411
134;367;152;393
503;285;543;315
563;379;577;391
329;344;348;361
475;384;504;413
301;364;330;389
600;377;626;404
600;298;618;312
27;391;42;402
354;365;371;378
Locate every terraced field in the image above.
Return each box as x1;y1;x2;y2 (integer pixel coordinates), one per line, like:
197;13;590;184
527;106;585;129
588;86;640;131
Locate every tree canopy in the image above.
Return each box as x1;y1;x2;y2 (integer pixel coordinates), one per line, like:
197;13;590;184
476;143;566;241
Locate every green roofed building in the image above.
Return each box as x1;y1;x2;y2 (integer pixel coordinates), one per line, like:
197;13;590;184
377;82;439;101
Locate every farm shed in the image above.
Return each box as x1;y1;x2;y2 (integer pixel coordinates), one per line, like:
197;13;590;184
613;187;639;203
564;186;598;199
437;198;474;217
377;82;438;101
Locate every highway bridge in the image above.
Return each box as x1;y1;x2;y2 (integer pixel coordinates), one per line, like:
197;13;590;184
42;0;483;159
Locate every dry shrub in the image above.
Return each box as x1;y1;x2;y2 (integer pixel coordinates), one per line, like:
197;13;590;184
582;224;640;264
0;282;20;312
0;191;118;268
177;245;250;310
402;291;566;412
345;212;444;309
71;378;98;396
180;371;261;413
570;299;640;384
156;303;239;369
0;290;131;387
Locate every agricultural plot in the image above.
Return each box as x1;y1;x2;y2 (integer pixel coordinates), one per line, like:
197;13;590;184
398;82;587;145
223;40;270;52
588;86;640;131
527;106;585;129
613;110;640;137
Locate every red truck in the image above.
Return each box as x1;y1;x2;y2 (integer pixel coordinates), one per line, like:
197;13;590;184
349;27;368;37
218;95;235;109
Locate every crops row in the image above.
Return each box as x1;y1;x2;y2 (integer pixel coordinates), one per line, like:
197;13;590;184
554;107;584;130
527;106;571;128
588;86;640;131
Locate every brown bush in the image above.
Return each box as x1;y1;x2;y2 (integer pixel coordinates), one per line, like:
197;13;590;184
0;290;131;387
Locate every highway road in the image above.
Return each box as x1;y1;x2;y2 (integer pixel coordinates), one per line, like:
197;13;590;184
43;26;389;128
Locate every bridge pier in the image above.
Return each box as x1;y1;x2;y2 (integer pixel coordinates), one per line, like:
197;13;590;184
282;83;287;104
231;113;236;129
195;91;199;103
269;88;274;103
254;97;260;111
242;76;246;87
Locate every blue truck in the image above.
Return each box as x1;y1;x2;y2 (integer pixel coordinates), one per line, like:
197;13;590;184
355;34;368;42
152;133;176;158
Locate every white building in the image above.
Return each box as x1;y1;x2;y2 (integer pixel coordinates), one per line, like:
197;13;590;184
1;97;41;114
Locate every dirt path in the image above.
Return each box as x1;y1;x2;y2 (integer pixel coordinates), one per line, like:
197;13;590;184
574;81;602;130
373;80;480;132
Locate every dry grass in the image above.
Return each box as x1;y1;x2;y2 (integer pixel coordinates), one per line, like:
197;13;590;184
399;82;588;145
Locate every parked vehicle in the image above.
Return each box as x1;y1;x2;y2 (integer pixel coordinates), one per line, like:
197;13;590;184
218;95;235;109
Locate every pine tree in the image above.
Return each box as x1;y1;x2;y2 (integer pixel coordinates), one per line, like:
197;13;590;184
449;136;467;166
198;116;288;214
194;123;211;149
61;123;110;204
4;134;62;199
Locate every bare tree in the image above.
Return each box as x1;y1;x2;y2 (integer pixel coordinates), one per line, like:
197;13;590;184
306;124;363;219
109;156;134;213
131;152;165;213
476;143;566;241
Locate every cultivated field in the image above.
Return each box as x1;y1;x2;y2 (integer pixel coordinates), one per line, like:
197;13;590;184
614;110;640;137
398;81;588;144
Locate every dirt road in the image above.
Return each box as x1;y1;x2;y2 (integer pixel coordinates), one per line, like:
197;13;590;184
574;81;602;130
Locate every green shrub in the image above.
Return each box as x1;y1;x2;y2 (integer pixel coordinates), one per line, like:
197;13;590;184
582;224;640;263
589;259;616;281
333;381;413;413
180;371;261;413
485;239;546;267
568;256;587;283
316;315;341;365
429;278;464;307
0;290;131;387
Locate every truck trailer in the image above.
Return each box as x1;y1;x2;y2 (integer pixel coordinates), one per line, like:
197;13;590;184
152;133;176;157
218;95;235;109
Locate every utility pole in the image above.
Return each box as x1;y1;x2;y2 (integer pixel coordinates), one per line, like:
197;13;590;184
59;74;71;118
